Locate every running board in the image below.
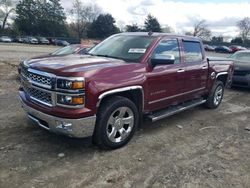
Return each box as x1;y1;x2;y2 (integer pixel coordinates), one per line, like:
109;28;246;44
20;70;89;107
147;99;206;122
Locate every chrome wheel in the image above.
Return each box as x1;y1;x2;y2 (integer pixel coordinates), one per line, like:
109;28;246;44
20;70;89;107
214;85;223;106
106;107;134;143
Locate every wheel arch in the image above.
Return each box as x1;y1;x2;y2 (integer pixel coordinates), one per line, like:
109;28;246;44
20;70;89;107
96;86;144;113
216;72;228;86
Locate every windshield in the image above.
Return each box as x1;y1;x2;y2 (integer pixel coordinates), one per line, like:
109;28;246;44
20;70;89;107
88;35;156;62
51;45;79;56
229;52;250;62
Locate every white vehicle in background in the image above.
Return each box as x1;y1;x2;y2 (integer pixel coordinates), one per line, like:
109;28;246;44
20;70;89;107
0;36;12;43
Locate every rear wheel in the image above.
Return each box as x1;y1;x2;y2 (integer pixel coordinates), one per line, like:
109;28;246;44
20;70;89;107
93;96;139;150
205;81;224;109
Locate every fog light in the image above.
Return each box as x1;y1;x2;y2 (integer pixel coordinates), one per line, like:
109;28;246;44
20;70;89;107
57;95;84;106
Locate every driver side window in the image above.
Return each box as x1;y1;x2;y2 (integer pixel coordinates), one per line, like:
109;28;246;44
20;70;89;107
153;39;180;64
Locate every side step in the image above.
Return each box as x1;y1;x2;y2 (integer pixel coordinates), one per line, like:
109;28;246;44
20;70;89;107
147;98;206;122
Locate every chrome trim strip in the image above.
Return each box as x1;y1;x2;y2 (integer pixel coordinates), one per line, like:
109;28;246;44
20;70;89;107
28;114;50;130
97;86;145;110
216;72;228;78
28;68;55;78
54;88;85;94
56;91;85;96
56;76;85;81
28;84;52;93
30;96;53;107
148;87;206;105
23;60;29;68
56;103;85;109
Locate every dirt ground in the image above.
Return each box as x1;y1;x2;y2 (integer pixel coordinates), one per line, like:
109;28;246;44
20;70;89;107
0;44;250;188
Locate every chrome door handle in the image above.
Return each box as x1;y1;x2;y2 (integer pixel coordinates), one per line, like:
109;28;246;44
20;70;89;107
202;66;207;70
177;69;185;73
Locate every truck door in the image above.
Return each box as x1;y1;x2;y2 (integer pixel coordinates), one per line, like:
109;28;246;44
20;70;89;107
181;40;208;97
146;38;186;111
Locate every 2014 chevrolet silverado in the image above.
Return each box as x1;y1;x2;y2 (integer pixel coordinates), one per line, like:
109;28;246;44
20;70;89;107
19;32;234;149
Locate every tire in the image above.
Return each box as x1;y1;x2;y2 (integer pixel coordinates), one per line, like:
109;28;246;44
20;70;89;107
205;81;224;109
93;96;139;150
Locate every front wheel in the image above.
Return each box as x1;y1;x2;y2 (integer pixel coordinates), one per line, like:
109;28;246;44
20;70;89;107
93;96;139;150
205;81;224;109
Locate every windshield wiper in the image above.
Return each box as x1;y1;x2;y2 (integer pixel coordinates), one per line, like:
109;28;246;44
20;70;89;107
89;54;123;60
86;53;130;62
95;54;121;59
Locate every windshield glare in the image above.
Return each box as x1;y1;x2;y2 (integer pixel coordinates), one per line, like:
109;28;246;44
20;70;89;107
88;35;155;62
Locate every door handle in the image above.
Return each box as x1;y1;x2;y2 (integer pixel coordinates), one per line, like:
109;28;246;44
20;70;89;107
202;66;207;70
177;69;185;73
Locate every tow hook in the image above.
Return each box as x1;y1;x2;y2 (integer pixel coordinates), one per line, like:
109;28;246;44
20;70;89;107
56;121;73;131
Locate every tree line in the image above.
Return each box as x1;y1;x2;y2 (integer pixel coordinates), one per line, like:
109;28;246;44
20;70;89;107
0;0;161;39
0;0;250;43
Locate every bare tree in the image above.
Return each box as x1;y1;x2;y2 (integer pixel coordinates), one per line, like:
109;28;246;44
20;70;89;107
0;0;16;30
237;17;250;42
69;0;101;38
192;19;211;40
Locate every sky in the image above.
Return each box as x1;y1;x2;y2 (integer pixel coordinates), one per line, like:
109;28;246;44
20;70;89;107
61;0;250;39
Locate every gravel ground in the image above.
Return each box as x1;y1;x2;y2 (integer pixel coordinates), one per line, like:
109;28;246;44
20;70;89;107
0;43;59;64
0;44;250;188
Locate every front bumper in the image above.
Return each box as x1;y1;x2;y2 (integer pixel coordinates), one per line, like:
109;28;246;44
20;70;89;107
232;75;250;88
20;96;96;138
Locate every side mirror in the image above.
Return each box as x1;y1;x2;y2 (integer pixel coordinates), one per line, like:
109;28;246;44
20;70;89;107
150;54;175;67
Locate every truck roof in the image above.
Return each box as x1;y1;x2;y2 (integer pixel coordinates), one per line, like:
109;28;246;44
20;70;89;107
118;32;201;42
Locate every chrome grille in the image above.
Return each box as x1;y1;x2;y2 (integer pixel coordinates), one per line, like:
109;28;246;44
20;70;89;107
21;66;29;78
23;84;52;106
20;65;85;108
21;66;52;88
29;72;52;86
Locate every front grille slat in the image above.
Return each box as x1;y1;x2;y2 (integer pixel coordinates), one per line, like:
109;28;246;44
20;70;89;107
29;72;52;86
21;66;53;106
23;84;52;106
21;67;52;88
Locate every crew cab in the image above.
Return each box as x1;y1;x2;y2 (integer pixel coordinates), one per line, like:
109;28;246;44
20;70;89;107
19;32;234;149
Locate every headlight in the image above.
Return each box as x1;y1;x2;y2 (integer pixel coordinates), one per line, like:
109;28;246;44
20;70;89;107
57;95;84;106
57;79;85;90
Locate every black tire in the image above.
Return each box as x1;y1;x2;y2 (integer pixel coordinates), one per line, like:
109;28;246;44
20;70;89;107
93;96;139;150
205;81;224;109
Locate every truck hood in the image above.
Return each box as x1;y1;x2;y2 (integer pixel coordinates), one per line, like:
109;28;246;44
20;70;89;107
24;54;127;76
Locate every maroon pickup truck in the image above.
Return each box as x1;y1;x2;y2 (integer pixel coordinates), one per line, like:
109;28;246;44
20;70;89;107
19;32;234;149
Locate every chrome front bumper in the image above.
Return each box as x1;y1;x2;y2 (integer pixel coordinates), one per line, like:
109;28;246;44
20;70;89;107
20;97;96;138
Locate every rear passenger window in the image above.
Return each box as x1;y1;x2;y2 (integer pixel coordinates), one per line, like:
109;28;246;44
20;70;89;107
183;41;203;63
153;39;180;64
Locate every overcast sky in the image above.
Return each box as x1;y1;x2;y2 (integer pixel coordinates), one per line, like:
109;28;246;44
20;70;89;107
61;0;250;38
